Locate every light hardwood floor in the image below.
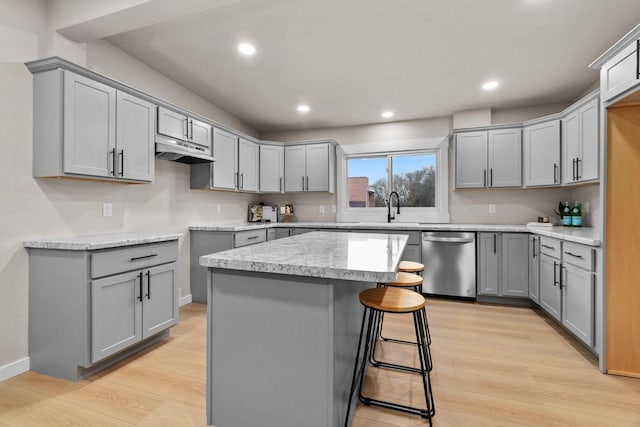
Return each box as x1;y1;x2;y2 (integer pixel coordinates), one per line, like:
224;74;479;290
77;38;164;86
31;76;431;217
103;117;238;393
1;299;639;426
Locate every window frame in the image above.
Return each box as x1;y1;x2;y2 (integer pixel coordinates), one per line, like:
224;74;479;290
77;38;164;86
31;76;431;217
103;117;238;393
336;137;450;223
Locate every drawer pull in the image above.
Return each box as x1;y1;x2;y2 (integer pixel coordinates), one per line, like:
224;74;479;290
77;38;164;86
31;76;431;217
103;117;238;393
130;254;158;261
247;236;259;240
564;252;584;259
540;244;555;250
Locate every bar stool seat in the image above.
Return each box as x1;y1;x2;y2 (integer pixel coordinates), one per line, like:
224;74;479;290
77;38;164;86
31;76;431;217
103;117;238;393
398;260;425;274
345;287;435;425
384;271;423;291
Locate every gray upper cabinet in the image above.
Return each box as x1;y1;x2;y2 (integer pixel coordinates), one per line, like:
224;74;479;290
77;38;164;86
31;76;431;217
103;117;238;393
212;128;239;190
455;131;487;189
487;129;522;188
260;145;284;193
523;120;561;187
562;97;599;184
33;69;154;183
63;71;116;178
238;138;259;192
600;39;640;102
455;129;521;189
284;145;306;191
157;106;211;150
284;142;335;193
116;92;155;182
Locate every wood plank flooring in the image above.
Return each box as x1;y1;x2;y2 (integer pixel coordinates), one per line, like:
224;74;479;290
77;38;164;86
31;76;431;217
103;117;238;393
1;299;639;426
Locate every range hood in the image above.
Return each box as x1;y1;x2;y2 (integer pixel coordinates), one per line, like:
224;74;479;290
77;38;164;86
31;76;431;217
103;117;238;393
155;135;215;164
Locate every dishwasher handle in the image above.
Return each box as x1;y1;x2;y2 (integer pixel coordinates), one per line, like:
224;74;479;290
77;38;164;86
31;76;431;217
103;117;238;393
423;236;474;243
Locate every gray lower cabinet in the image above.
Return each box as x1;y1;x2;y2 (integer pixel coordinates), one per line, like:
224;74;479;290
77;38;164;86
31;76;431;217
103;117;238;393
190;229;268;303
28;240;179;381
478;233;528;297
539;253;562;321
562;263;595;346
275;228;295;239
528;235;540;303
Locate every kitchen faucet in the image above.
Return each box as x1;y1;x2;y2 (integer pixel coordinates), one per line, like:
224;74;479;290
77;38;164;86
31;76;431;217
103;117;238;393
387;191;401;223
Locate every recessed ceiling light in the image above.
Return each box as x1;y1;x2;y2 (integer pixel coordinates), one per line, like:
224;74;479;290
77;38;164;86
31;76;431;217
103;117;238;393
297;104;310;113
483;81;499;90
382;111;394;118
238;43;256;55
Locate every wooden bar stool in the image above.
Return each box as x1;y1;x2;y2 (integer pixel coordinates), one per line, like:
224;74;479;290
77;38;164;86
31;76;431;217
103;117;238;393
373;272;432;373
344;287;435;425
398;260;425;276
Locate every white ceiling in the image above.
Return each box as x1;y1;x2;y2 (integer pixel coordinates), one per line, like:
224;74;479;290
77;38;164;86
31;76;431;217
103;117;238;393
106;0;640;132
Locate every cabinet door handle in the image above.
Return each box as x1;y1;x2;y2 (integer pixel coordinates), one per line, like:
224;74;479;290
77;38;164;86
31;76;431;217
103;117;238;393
189;120;194;140
110;148;117;176
302;176;305;190
235;172;239;189
138;271;143;301
483;169;487;187
240;173;244;189
532;238;536;258
184;118;189;139
564;251;584;259
576;158;581;180
146;271;151;299
119;150;124;177
279;177;282;192
559;264;564;290
553;261;557;286
306;176;309;191
493;234;497;254
553;163;558;184
490;168;493;187
130;253;158;261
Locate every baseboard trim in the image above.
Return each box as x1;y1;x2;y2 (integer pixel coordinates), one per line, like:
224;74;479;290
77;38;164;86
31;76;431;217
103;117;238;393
0;357;30;382
179;294;192;307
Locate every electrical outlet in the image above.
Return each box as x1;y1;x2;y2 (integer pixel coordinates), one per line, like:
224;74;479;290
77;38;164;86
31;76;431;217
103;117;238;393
216;204;222;214
319;205;325;214
488;204;496;214
331;205;337;213
102;203;112;217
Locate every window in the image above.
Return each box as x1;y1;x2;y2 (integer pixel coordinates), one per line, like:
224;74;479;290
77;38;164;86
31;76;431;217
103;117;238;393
338;138;449;223
347;153;437;208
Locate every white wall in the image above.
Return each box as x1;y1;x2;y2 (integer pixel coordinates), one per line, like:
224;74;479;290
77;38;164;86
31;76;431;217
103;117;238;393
0;0;262;370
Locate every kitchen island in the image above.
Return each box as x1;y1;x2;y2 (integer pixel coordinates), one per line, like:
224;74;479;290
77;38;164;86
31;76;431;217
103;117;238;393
199;231;408;427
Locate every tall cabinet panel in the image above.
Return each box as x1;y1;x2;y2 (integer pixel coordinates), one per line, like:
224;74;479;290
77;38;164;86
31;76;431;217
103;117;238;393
212;128;238;190
523;120;560;187
260;145;284;193
501;233;529;297
63;72;116;178
116;92;155;182
238;138;259;192
478;233;500;295
487;129;522;188
455;131;487;188
284;145;306;192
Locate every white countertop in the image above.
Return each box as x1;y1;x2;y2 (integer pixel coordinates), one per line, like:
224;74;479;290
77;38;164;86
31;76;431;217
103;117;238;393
200;231;408;282
190;222;601;246
23;232;183;250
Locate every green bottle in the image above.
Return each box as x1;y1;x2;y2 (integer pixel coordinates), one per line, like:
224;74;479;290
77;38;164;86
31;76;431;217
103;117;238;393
562;202;572;226
571;202;582;227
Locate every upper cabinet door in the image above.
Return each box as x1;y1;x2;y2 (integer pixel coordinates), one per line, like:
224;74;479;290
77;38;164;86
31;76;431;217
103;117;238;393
523;120;560;187
63;71;116;178
578;98;599;182
455;131;488;189
562;110;580;184
488;128;522;188
305;143;330;192
116;92;155;182
601;40;640;102
260;145;284;193
189;118;212;149
157;106;187;141
284;145;306;192
212;128;238;190
238;138;259;192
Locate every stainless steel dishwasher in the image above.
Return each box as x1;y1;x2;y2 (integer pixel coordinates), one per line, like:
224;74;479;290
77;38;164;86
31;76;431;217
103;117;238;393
421;231;476;298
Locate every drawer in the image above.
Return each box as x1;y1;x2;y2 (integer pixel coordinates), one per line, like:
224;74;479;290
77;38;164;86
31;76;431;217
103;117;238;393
562;241;594;271
234;229;266;247
539;236;562;258
91;240;178;279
